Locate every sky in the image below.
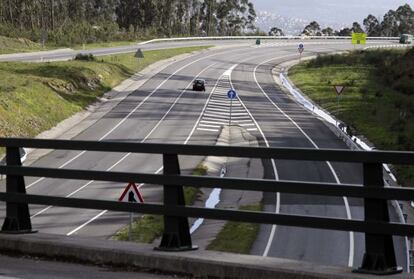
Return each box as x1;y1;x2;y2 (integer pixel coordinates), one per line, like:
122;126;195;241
251;0;414;25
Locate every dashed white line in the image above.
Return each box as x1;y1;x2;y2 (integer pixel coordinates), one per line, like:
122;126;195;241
253;56;354;267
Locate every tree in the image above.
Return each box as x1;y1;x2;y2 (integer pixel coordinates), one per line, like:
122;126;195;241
363;14;381;36
0;0;258;44
302;21;321;36
335;28;352;36
321;27;334;36
269;27;284;36
351;22;364;33
380;4;414;36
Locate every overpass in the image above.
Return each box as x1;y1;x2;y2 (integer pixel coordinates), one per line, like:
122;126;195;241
0;138;413;277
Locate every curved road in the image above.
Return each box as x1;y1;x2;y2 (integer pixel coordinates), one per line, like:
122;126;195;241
0;39;407;271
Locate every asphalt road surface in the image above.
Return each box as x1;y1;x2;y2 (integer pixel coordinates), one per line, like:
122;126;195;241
0;39;408;271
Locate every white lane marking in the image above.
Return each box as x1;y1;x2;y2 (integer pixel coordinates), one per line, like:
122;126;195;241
200;120;226;125
253;57;354;267
67;52;281;235
229;113;249;116
199;124;221;128
239;123;255;127
67;210;108;236
66;67;226;235
31;62;217;220
203;113;228;119
232;119;252;123
201;118;228;124
197;128;219;132
26;48;237;189
225;63;280;257
204;111;229;116
205;107;229;112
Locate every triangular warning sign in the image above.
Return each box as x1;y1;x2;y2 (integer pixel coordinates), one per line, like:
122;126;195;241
334;85;345;95
134;48;144;58
119;182;144;203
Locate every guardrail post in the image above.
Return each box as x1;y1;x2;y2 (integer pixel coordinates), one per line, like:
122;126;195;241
155;154;197;251
1;147;34;233
355;163;402;274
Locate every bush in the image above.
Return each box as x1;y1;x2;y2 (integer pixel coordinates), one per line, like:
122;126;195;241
74;53;96;61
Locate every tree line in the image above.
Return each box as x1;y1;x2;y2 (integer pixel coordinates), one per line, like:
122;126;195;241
0;0;256;46
268;4;414;37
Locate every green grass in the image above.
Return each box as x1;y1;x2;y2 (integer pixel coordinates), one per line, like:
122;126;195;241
0;46;210;156
115;214;163;243
113;164;207;243
0;35;141;54
289;48;414;186
0;35;50;54
207;204;262;254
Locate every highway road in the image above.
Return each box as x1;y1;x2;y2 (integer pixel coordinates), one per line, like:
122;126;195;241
0;39;408;271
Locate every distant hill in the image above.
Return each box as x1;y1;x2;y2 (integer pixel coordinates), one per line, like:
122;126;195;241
255;11;346;35
251;0;414;26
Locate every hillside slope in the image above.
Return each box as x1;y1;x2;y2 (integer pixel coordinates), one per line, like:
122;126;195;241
0;35;45;54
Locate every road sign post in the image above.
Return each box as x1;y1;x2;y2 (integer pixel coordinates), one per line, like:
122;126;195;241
333;85;345;126
298;43;304;60
135;48;144;67
227;89;237;125
119;182;144;241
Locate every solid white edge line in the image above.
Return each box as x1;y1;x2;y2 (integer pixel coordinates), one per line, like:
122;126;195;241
67;210;108;236
253;56;354;266
227;63;280;257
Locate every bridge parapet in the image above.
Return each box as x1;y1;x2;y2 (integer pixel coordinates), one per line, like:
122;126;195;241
0;138;413;275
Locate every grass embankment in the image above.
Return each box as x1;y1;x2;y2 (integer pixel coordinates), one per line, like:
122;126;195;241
207;204;262;254
73;40;142;50
289;48;414;186
114;164;207;242
0;35;49;54
0;46;210;156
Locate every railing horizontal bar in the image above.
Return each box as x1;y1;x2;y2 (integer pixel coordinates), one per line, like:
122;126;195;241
1;166;414;200
0;192;412;236
1;138;413;164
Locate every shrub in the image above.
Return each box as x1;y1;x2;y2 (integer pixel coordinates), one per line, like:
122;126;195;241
74;53;96;61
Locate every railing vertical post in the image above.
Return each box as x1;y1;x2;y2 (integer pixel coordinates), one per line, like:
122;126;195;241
355;163;402;274
155;153;197;251
1;147;34;233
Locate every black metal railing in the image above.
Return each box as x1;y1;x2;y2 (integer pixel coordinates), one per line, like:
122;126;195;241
0;138;413;275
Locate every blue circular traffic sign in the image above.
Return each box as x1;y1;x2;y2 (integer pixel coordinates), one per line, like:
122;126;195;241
227;89;237;99
299;43;304;49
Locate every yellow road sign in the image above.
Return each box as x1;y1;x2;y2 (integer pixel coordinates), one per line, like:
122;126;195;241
352;33;367;45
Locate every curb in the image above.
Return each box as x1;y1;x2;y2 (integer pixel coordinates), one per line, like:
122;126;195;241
0;233;409;279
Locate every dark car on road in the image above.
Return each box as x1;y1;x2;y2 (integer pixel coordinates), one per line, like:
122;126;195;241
193;79;206;91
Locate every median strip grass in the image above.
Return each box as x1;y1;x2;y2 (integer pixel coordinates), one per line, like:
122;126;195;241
0;46;210;156
114;164;206;243
289;48;414;186
207;203;262;254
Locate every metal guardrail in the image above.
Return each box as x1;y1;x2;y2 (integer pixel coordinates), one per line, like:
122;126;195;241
0;138;413;275
139;36;400;45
